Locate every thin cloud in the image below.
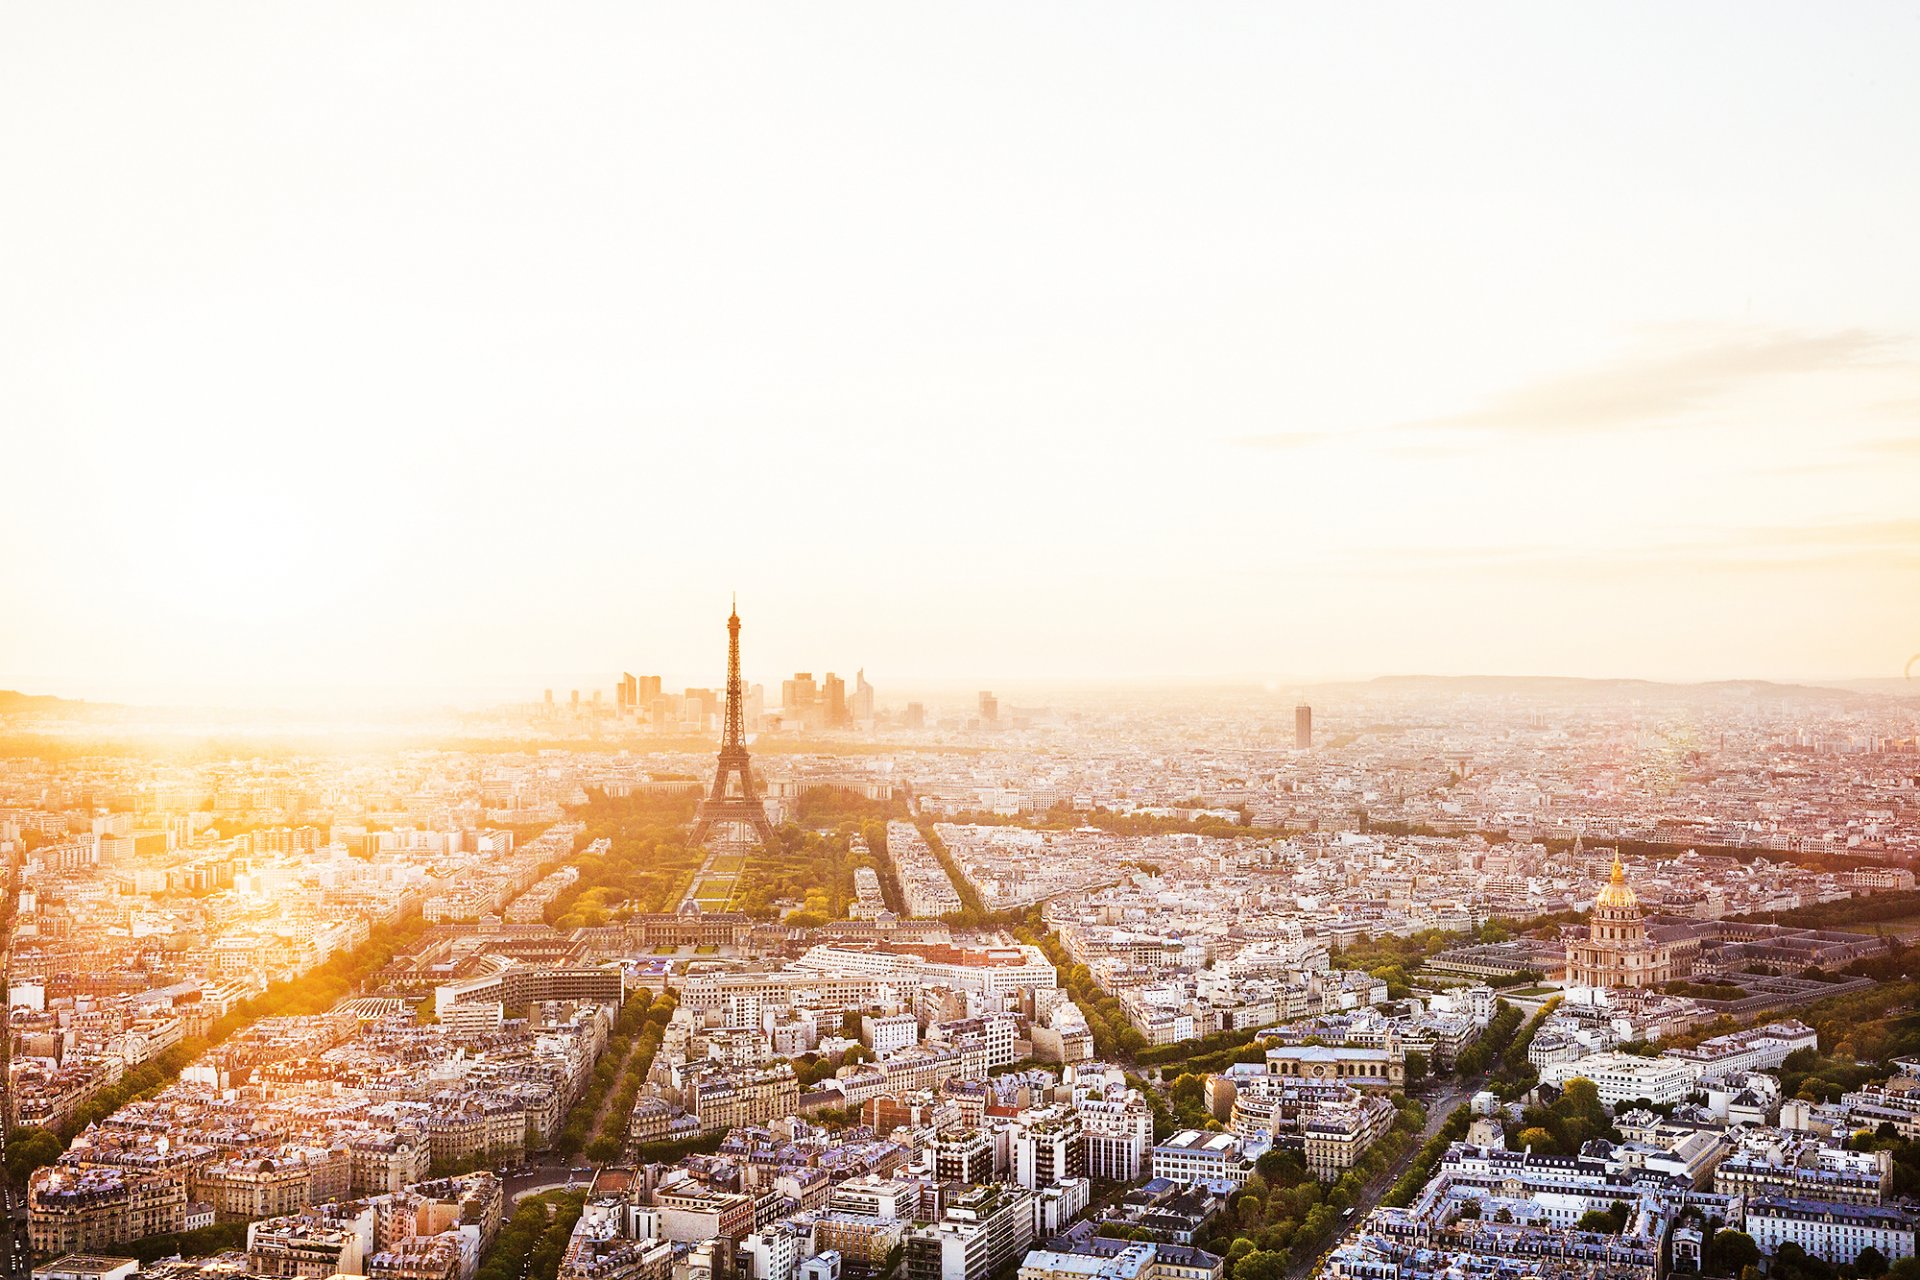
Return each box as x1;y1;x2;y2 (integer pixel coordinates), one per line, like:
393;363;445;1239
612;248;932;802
1231;432;1330;450
1746;517;1920;548
1323;517;1920;576
1403;328;1896;434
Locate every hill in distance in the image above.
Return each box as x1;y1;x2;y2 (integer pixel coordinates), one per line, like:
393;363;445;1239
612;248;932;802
1320;674;1908;706
0;690;88;713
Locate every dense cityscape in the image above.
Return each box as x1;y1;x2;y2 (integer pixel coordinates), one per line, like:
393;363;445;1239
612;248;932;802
8;11;1919;1280
2;608;1918;1280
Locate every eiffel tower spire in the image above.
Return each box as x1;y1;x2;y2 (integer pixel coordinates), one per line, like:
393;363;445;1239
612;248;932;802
690;600;774;847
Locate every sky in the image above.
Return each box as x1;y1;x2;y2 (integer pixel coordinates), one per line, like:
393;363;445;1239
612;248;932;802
4;3;1919;707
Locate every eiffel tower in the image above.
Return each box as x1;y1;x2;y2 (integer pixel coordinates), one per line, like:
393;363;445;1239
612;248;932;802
689;599;776;848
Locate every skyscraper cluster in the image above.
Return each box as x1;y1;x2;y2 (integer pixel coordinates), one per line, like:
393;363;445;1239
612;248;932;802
778;668;877;731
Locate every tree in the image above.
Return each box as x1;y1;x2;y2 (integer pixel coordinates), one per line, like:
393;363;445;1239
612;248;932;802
1773;1242;1813;1278
4;1127;62;1183
1858;1248;1890;1277
1576;1203;1629;1234
1371;964;1412;999
1256;1147;1306;1183
1404;1051;1430;1085
1712;1231;1760;1275
1232;1249;1289;1280
1516;1126;1556;1152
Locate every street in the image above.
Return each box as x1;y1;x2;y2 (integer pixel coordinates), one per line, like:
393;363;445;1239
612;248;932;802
1283;1077;1479;1279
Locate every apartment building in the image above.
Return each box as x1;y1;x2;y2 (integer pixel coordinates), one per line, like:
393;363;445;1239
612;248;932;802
1747;1196;1920;1265
1540;1052;1700;1108
905;1186;1038;1280
28;1168;186;1257
1148;1132;1253;1189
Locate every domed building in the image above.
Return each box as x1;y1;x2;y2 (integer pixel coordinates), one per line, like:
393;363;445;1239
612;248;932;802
1564;855;1675;989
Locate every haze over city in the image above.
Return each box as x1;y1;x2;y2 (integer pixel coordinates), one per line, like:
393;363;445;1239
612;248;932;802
6;4;1920;708
9;12;1920;1280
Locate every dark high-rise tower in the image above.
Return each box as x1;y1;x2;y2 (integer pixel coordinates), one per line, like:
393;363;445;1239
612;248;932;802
690;600;775;847
1294;704;1312;750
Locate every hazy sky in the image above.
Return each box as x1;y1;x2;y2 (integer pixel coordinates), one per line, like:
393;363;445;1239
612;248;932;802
5;3;1920;706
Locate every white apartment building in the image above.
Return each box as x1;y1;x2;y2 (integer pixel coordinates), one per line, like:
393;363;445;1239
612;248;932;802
1662;1021;1818;1084
864;1014;919;1058
1148;1131;1252;1188
1747;1196;1919;1265
1540;1051;1699;1108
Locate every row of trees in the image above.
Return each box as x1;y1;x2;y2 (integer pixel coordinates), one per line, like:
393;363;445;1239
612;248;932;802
1734;889;1920;930
1138;1026;1272;1072
475;1191;587;1280
1451;1001;1525;1078
1202;1095;1431;1280
1383;1103;1472;1206
557;989;678;1160
1014;917;1144;1059
791;786;908;825
10;907;439;1193
1487;996;1559;1098
916;823;1012;928
931;804;1285;840
1716;1233;1915;1280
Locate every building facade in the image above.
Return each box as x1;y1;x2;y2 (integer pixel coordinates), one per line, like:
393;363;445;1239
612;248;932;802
1564;857;1675;990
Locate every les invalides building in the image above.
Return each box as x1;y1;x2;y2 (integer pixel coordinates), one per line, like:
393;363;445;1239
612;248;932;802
1565;854;1676;989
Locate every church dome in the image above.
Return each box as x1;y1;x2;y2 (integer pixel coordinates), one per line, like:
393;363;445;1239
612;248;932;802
1594;856;1638;911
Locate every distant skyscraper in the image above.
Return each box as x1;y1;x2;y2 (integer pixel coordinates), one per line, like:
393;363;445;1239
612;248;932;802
685;688;719;726
619;672;638;712
852;669;875;723
783;672;817;714
904;701;926;730
1295;704;1312;750
637;675;663;706
978;691;999;725
823;673;848;727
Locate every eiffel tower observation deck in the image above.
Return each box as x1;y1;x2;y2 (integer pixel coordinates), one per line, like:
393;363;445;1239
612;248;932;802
689;600;776;849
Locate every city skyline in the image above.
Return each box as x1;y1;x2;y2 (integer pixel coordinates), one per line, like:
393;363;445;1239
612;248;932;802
5;4;1920;704
6;9;1920;1280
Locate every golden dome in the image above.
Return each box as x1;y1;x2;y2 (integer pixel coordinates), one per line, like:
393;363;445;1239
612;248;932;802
1594;855;1638;911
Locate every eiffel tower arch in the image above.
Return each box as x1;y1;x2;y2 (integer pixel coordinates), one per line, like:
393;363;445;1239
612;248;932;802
689;601;776;849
